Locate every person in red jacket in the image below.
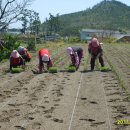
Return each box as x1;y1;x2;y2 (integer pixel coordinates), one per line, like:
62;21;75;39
88;37;104;71
10;50;25;70
18;46;32;62
38;49;53;73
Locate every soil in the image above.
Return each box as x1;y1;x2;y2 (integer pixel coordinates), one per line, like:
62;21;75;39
0;43;130;130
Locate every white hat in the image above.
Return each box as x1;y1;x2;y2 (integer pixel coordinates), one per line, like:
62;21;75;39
42;54;49;62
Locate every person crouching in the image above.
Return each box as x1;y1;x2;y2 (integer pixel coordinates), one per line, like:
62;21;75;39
38;49;53;73
67;47;83;70
88;37;104;71
10;50;25;71
18;46;32;62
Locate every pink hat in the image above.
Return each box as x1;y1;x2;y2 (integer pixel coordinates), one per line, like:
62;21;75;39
67;47;74;55
91;38;100;47
11;50;20;58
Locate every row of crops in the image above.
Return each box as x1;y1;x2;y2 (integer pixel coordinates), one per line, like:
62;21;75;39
104;43;130;99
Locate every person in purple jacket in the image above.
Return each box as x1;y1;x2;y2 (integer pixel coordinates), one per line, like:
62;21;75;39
67;47;83;70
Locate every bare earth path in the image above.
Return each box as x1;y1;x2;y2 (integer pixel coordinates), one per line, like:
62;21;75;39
0;44;130;130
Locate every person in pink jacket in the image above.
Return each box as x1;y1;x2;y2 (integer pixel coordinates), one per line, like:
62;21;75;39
67;47;83;70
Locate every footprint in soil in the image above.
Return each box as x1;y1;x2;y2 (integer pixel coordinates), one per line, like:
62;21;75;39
44;107;55;114
0;117;10;122
53;99;60;102
106;92;120;96
32;122;41;129
54;104;59;106
113;115;124;119
8;103;16;107
3;90;11;95
52;118;63;123
44;101;49;103
57;85;62;87
61;80;65;82
105;88;112;90
17;80;24;85
57;92;63;97
80;98;87;100
13;87;21;91
89;101;98;104
0;93;3;97
15;125;26;130
79;118;95;122
38;105;46;109
108;98;120;102
27;116;34;120
23;87;28;90
27;103;34;108
45;115;52;118
91;121;106;126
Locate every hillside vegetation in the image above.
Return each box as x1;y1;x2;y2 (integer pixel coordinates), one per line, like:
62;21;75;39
43;0;130;36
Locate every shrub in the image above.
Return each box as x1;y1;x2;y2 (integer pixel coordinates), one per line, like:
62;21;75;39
68;36;80;43
27;40;36;51
0;35;24;62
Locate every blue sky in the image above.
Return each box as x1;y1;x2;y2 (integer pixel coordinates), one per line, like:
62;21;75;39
9;0;130;28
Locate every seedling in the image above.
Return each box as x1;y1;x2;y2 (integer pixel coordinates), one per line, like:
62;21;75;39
100;66;111;72
66;65;76;72
11;67;24;73
49;67;58;73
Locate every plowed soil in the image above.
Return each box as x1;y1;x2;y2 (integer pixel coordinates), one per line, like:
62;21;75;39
0;43;130;130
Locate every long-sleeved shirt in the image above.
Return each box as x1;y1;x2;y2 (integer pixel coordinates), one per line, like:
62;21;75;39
88;43;103;56
70;47;83;66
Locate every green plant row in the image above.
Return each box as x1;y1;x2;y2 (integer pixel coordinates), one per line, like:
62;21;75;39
104;54;129;95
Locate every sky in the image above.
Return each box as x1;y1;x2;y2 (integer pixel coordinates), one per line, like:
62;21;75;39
9;0;130;28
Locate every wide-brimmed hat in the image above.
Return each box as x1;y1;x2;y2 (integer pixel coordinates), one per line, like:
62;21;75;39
91;38;100;47
67;47;74;55
42;54;49;62
11;50;20;58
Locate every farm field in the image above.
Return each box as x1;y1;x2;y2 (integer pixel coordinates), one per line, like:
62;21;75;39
0;42;130;130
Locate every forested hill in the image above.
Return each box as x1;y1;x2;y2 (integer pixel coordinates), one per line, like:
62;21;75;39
43;0;130;36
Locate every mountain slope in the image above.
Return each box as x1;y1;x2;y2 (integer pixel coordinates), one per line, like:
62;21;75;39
42;0;130;36
60;0;130;30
